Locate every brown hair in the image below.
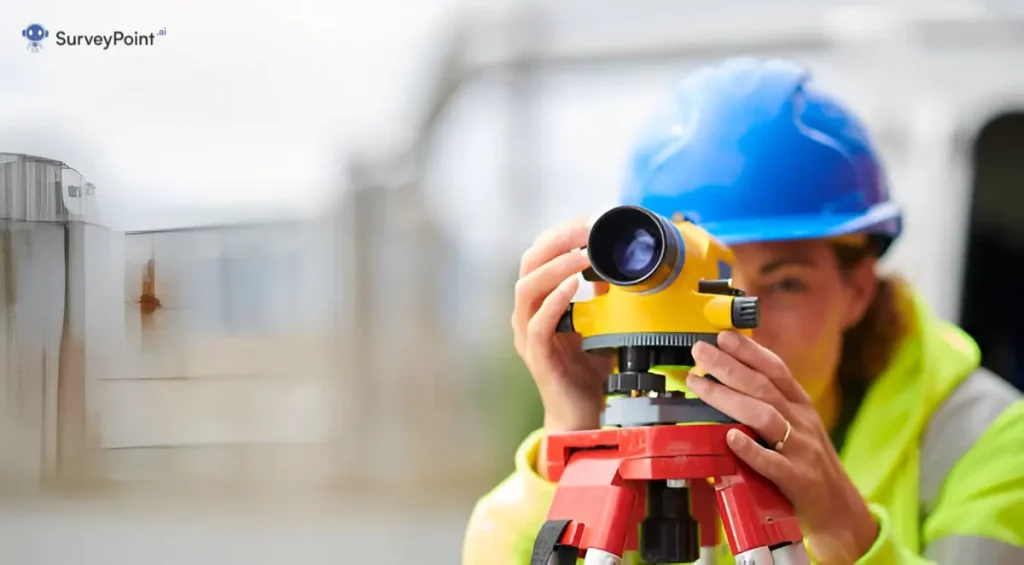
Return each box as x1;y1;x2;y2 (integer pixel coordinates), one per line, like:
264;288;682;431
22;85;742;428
832;239;913;383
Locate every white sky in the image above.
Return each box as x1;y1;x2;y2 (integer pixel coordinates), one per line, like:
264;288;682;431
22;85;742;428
0;0;473;215
0;0;661;240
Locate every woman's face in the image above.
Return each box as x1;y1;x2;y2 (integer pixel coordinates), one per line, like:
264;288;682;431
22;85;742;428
729;239;877;402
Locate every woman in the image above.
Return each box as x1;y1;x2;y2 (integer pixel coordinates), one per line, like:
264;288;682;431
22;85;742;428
462;58;1024;564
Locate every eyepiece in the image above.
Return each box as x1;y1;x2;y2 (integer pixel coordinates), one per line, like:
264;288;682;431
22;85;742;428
587;206;684;292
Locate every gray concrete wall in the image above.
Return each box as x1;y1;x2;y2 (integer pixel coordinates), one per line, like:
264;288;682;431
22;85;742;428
0;221;65;488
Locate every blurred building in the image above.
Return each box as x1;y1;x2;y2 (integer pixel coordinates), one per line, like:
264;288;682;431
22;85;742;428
336;178;501;493
0;153;75;489
0;150;507;502
0;153;336;491
93;220;339;487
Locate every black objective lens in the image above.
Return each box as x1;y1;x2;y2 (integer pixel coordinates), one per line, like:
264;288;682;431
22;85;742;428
587;206;683;291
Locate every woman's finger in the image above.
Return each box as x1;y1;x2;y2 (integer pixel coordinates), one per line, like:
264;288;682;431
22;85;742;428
513;251;590;332
686;374;791;446
527;276;580;346
691;340;788;408
725;428;793;484
519;219;591;277
717;331;811;404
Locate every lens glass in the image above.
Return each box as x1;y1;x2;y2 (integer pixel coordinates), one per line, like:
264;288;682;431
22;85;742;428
613;228;658;277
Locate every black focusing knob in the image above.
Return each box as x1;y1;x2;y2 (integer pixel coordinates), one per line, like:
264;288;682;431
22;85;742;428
732;296;759;329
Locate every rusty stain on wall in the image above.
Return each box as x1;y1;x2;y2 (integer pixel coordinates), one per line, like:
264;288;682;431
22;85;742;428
140;259;161;314
140;258;161;324
138;258;162;345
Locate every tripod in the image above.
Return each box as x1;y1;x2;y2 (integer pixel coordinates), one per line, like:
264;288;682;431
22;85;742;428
529;342;811;565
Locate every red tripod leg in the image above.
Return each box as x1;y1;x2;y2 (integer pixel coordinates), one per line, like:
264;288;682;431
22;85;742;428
531;450;643;565
714;438;806;563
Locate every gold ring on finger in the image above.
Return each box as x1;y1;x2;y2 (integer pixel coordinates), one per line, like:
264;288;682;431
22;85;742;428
774;419;793;452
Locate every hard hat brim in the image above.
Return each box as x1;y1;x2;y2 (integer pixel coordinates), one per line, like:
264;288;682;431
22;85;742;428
698;201;903;254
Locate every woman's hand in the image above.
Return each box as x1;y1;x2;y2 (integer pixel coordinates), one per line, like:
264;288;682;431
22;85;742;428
512;218;613;434
686;330;879;565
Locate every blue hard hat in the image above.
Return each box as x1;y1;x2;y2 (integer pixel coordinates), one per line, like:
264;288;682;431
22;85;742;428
620;58;902;254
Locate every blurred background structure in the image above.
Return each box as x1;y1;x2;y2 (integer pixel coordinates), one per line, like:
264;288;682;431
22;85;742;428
3;0;1024;563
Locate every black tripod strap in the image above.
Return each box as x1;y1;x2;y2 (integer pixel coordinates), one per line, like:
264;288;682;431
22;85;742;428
530;519;576;565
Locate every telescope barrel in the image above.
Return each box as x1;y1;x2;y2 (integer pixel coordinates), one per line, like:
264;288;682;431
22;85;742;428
587;206;684;293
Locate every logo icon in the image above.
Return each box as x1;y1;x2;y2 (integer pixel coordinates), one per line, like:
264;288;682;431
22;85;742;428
22;23;49;53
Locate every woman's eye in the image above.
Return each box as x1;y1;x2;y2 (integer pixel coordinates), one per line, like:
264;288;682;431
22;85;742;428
770;278;808;293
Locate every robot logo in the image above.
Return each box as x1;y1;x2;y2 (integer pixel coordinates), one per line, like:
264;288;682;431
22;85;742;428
22;24;49;53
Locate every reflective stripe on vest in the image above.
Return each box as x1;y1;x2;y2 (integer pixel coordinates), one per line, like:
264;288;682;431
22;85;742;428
919;366;1023;560
920;367;1020;513
924;535;1024;563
